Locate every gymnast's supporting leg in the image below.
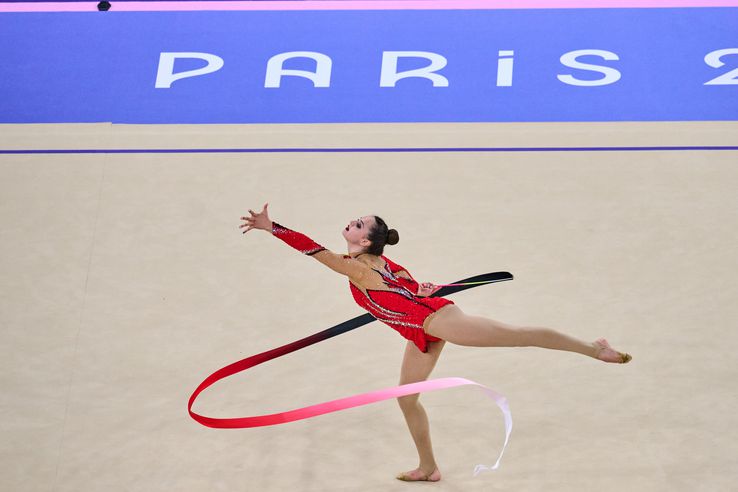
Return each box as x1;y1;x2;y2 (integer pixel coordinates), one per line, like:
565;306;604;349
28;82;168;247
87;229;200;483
426;305;631;363
396;340;445;482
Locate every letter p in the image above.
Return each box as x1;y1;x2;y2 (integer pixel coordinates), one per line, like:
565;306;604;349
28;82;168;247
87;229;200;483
155;52;224;88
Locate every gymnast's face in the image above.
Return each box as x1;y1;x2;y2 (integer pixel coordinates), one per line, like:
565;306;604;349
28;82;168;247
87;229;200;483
343;215;374;248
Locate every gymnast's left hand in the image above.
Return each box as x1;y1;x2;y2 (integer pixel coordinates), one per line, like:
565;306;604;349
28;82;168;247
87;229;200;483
417;282;439;297
240;203;273;234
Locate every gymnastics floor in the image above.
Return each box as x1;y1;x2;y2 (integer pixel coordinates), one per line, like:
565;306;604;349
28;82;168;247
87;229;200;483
1;121;737;491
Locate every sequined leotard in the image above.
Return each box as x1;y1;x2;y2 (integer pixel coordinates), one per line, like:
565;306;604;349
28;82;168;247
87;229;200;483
271;222;454;353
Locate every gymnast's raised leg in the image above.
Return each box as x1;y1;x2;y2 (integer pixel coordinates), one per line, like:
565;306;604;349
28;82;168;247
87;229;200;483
425;305;631;363
396;339;446;482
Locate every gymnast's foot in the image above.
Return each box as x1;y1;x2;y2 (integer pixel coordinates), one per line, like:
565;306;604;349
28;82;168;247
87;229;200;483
396;467;442;482
594;338;632;364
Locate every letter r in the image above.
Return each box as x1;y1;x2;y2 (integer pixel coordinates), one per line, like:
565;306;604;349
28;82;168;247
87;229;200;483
380;51;449;87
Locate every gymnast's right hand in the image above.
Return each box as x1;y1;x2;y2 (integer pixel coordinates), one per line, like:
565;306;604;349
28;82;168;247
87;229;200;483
240;203;273;234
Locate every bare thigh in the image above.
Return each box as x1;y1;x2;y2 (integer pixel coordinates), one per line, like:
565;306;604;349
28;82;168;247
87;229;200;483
425;305;527;347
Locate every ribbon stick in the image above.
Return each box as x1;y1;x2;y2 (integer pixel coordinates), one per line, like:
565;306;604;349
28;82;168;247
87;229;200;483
437;278;513;287
188;271;514;475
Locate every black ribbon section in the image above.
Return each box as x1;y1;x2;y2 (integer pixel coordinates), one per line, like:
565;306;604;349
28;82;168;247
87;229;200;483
279;271;513;353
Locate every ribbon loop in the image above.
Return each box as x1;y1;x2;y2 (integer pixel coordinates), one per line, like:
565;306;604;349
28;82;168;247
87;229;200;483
188;271;514;475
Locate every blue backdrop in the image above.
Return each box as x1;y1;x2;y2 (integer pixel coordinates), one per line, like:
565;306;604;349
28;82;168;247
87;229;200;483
0;8;736;123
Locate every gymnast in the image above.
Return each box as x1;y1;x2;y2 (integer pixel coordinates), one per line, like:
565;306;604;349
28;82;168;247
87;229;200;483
239;203;631;483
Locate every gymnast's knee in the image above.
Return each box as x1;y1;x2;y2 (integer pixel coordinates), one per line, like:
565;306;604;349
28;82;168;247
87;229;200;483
397;394;419;411
514;326;547;346
493;325;536;347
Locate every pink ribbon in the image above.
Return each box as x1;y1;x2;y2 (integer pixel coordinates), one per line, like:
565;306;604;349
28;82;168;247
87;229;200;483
188;271;514;475
189;365;512;474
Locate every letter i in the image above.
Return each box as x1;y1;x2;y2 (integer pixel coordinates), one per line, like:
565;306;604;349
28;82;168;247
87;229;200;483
496;50;514;87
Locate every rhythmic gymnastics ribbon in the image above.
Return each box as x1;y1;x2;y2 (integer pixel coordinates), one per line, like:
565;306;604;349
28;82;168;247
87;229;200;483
188;271;514;475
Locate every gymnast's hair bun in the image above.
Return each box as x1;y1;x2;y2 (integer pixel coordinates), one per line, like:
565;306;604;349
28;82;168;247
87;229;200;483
386;229;400;246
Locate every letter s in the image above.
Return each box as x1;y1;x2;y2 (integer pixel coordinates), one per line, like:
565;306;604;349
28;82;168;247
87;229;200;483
558;49;621;87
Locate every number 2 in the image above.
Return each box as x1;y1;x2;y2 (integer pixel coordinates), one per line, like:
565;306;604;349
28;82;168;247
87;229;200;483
705;48;738;86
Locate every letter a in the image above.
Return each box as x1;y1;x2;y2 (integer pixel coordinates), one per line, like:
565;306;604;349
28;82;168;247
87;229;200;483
265;52;332;88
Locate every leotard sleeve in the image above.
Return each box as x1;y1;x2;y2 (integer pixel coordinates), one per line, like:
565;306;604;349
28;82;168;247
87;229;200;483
272;222;366;281
382;256;420;295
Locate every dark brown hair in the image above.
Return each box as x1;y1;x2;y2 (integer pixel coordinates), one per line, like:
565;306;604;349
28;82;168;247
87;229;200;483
366;215;399;256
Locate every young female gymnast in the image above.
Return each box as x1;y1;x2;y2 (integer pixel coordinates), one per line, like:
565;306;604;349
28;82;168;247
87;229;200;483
240;203;631;483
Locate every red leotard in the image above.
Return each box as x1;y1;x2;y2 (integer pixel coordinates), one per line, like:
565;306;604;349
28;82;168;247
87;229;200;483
271;223;454;353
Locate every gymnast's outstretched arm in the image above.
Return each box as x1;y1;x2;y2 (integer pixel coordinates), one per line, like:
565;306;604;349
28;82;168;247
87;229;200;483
240;204;366;281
